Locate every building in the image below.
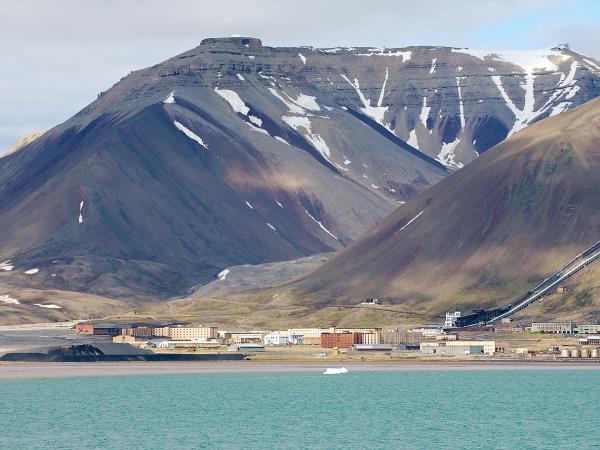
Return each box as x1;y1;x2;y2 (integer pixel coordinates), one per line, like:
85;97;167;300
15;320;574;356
74;323;127;336
112;335;138;344
420;340;496;355
287;328;334;338
321;332;362;348
336;328;382;344
263;332;303;345
421;342;485;356
166;326;218;341
396;343;420;351
577;324;600;335
360;298;380;305
227;343;264;352
408;327;445;338
531;322;576;334
579;335;600;345
75;323;94;334
362;332;383;344
444;311;462;328
351;343;392;351
230;333;264;344
382;329;424;345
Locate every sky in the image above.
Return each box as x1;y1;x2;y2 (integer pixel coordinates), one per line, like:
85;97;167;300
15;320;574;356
1;0;599;153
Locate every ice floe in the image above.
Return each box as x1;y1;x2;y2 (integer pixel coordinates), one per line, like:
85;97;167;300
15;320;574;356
174;121;208;149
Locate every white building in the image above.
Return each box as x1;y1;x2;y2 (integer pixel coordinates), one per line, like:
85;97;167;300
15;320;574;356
264;332;304;346
444;311;462;328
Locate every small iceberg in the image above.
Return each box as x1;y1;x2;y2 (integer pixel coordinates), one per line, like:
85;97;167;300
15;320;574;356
323;367;348;375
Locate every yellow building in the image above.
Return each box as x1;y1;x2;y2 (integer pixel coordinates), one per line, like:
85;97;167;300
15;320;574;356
167;326;219;341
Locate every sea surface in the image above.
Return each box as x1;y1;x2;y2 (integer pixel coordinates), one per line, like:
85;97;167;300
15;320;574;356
1;369;599;449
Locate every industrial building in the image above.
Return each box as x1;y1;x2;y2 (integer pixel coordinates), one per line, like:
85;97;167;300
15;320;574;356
531;322;576;334
576;324;600;335
420;340;496;355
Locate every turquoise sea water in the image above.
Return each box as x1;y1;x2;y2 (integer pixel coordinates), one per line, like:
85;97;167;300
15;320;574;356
1;370;599;449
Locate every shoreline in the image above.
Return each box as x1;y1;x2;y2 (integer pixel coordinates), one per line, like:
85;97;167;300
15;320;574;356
1;359;600;379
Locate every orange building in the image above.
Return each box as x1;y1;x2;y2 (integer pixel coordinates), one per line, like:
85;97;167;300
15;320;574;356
320;332;362;348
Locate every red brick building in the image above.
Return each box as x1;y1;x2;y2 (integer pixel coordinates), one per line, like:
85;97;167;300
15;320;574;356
320;332;362;348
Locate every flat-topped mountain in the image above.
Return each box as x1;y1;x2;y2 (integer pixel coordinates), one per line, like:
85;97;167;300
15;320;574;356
0;36;599;302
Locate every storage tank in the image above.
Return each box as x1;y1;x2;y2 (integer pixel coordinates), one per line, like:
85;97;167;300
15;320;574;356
591;349;599;358
571;349;581;358
581;348;590;358
560;349;571;358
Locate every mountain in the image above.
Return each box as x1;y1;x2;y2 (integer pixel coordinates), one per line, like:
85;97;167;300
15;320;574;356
285;97;600;318
0;37;448;300
1;37;599;302
3;131;45;157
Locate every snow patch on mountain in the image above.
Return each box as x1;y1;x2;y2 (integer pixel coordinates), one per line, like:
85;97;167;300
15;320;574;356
0;295;19;305
78;200;84;224
34;304;62;309
0;261;14;271
398;210;424;231
407;130;419;149
340;69;391;131
282;115;331;159
430;58;437;74
357;48;412;62
298;53;307;65
214;88;250;115
174;121;208;149
163;91;175;104
218;269;230;281
305;210;338;240
420;96;431;132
